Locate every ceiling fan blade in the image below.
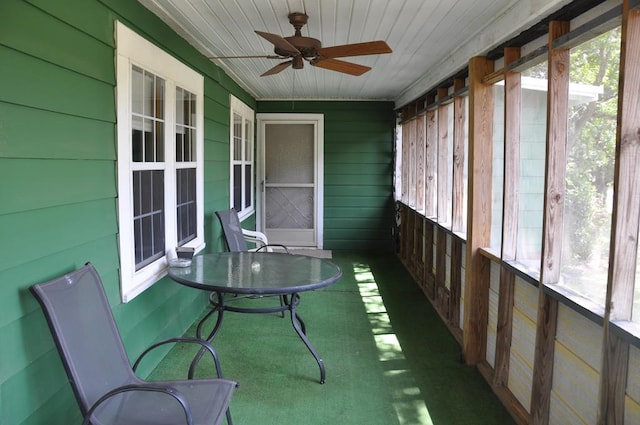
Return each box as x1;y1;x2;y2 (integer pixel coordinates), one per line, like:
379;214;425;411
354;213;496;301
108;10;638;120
317;40;392;59
209;55;283;59
255;31;300;56
261;60;292;77
311;58;371;76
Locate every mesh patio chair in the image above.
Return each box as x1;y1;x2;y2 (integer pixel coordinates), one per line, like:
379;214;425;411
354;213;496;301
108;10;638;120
30;263;237;425
215;208;290;254
215;208;290;316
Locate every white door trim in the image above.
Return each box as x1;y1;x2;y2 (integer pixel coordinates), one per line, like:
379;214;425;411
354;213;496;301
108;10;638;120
256;113;324;248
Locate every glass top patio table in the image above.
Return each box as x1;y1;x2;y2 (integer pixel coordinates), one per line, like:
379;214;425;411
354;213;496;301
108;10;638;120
168;252;343;295
168;251;343;384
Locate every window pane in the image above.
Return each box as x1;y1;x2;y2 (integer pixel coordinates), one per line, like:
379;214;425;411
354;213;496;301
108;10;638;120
131;67;164;163
230;97;254;216
177;168;197;245
144;118;155;161
176;87;185;124
245;119;253;162
189;92;196;127
233;164;242;211
176;87;196;162
133;170;165;270
244;164;252;210
155;120;164;162
559;27;620;307
176;133;184;162
155;77;164;119
516;61;548;274
189;129;195;160
132;116;144;162
144;72;154;117
491;84;505;252
233;113;242;161
132;66;143;114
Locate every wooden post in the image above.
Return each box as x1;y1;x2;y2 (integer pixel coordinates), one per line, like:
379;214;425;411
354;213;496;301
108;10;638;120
462;56;494;365
425;108;437;218
530;21;570;425
407;116;417;208
598;1;640;423
494;46;521;388
437;87;450;223
452;78;466;233
415;113;426;212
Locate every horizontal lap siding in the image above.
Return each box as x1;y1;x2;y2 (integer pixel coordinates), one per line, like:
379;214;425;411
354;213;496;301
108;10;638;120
257;101;395;251
0;1;252;423
486;261;500;368
459;242;466;330
549;306;603;425
627;346;640;423
508;278;538;413
204;92;232;251
0;1;121;417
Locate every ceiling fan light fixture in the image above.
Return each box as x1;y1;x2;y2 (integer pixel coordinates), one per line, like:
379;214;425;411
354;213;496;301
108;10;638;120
292;56;304;69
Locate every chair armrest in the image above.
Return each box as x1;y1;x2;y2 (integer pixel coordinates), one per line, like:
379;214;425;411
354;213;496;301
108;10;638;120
82;383;193;425
255;244;291;254
133;337;225;379
242;228;290;253
241;228;268;250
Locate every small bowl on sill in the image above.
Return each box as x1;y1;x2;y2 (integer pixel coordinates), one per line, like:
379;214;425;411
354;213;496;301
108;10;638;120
168;258;192;268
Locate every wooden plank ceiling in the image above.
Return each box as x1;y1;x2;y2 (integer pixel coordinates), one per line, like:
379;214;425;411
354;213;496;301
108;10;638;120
138;0;573;103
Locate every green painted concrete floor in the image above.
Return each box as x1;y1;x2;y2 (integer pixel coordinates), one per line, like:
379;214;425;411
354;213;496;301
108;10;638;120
151;252;516;425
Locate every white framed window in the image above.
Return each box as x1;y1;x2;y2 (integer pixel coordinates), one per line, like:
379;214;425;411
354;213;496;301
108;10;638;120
230;95;255;219
116;22;205;302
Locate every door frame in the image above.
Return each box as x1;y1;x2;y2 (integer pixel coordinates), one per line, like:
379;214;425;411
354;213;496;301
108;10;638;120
256;113;324;248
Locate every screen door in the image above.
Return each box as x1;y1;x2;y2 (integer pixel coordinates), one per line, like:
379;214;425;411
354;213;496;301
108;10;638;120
262;121;319;246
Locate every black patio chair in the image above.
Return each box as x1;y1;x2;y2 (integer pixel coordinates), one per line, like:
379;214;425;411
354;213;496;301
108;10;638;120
30;263;237;425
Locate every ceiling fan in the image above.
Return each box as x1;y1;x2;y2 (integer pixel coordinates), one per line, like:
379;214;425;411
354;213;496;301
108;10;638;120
211;12;392;77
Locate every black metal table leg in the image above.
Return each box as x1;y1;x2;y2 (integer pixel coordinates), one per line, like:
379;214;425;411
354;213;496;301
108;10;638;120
190;292;226;375
288;292;326;384
204;292;226;341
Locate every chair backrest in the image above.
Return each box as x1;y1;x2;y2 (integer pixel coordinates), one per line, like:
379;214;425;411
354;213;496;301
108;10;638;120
30;263;135;415
216;208;249;252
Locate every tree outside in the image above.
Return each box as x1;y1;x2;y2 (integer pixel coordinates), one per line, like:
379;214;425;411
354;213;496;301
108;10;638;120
560;27;621;307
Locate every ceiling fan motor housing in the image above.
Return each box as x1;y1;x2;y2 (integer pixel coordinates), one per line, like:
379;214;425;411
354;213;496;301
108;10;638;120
272;13;322;59
277;36;321;58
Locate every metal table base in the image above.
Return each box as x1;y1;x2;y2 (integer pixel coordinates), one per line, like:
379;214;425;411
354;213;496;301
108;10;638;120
192;292;327;384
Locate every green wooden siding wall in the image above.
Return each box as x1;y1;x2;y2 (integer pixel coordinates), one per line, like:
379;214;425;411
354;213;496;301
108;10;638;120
0;1;252;423
257;101;396;251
